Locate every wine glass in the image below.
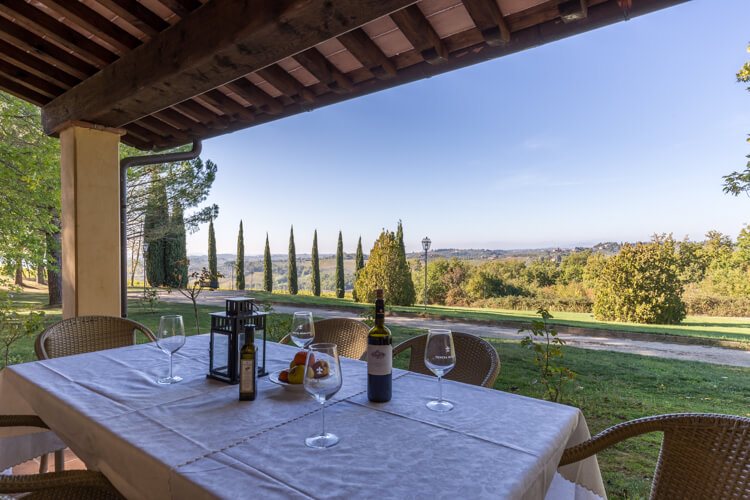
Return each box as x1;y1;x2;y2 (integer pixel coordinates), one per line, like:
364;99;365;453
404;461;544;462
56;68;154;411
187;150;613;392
424;329;456;412
290;312;315;349
303;343;343;448
156;315;186;384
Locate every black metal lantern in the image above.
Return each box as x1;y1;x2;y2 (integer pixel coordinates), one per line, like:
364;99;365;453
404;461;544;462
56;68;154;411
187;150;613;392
208;298;267;383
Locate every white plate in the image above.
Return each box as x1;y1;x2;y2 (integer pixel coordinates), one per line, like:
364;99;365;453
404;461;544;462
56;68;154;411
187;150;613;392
268;370;306;391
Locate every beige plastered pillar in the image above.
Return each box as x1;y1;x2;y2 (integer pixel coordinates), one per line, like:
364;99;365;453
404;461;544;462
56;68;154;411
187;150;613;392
58;121;125;319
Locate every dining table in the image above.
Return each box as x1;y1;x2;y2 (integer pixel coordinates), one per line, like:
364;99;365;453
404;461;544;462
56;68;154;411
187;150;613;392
0;334;606;499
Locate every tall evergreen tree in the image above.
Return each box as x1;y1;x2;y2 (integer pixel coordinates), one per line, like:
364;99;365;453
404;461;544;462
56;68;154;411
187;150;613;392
263;233;273;292
208;219;219;288
144;173;169;286
164;202;187;288
236;221;245;290
288;225;298;295
395;220;415;304
335;231;345;298
353;236;364;301
354;229;416;306
311;230;321;296
396;219;406;260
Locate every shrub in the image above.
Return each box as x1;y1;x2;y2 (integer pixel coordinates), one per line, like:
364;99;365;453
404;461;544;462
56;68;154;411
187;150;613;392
593;235;686;324
354;229;415;305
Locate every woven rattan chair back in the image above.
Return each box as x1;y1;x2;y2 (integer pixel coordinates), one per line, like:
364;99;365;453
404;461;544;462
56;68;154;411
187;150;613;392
0;415;123;499
559;413;750;499
35;316;156;360
392;332;500;388
280;318;369;360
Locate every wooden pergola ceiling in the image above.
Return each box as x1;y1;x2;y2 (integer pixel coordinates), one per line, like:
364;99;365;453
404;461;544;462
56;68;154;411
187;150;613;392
0;0;687;150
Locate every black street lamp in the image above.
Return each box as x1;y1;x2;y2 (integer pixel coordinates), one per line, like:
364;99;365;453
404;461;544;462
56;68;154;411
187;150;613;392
421;237;431;312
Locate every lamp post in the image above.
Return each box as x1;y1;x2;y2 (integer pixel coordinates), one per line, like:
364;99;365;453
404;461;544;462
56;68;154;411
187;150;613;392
421;237;431;312
142;241;149;298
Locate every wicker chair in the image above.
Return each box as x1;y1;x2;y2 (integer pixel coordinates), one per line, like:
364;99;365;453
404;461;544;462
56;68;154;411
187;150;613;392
392;332;500;388
279;318;369;360
1;415;123;499
559;413;750;499
35;315;156;360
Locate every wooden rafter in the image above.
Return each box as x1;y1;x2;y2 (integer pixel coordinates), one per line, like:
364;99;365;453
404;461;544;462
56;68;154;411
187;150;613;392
257;65;315;103
94;0;169;37
390;5;449;65
0;0;116;67
0;74;49;106
0;59;65;98
462;0;511;46
0;39;78;89
156;0;201;19
199;90;256;122
173;101;230;129
293;48;353;94
152;108;213;136
224;79;284;115
338;28;398;80
41;0;417;133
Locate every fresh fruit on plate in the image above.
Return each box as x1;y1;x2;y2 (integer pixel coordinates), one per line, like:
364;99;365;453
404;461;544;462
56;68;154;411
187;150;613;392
289;350;315;369
278;369;289;383
287;364;313;384
312;359;330;378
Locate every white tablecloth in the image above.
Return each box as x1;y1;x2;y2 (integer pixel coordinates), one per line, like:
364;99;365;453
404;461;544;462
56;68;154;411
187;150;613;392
1;335;605;499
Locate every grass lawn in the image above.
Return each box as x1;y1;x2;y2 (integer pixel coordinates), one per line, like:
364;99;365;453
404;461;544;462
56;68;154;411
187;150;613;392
228;290;750;345
4;289;749;500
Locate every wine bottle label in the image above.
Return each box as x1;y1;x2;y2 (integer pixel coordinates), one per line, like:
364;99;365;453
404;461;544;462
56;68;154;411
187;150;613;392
240;359;255;393
367;345;392;376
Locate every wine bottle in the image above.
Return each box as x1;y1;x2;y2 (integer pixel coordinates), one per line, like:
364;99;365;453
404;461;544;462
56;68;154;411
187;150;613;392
367;289;392;402
239;324;257;401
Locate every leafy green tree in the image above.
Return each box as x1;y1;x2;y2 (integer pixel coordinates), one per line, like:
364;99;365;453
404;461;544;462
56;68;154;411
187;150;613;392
521;259;561;288
0;281;45;368
288;225;298;295
164;202;188;288
702;230;734;269
593;234;685;324
236;221;245;290
353;236;365;301
412;257;467;305
582;253;608;290
354;229;416;305
559;250;591;284
263;234;273;292
335;231;345;298
207;219;218;288
311;230;321;296
723;44;750;197
676;237;708;285
144;173;169;286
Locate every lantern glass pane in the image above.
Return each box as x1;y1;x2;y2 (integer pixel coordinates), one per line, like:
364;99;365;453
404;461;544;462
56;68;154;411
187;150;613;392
212;333;229;375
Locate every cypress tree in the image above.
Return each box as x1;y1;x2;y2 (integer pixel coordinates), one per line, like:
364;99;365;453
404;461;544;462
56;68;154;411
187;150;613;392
288;225;298;295
263;233;273;292
335;231;345;298
236;221;245;290
164;202;187;288
396;219;406;260
353;236;364;301
208;219;218;288
395;220;416;305
311;230;321;296
144;173;169;286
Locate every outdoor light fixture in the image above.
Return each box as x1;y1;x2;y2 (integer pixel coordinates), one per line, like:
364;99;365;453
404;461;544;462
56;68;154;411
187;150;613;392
422;237;431;312
142;241;149;298
208;298;268;383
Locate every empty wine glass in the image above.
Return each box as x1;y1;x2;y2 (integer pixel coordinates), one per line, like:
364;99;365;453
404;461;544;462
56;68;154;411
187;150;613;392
424;329;456;412
290;312;315;349
156;315;186;384
303;343;342;448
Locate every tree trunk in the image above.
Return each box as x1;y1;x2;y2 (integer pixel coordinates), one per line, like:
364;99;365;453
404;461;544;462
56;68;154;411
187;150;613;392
14;265;23;286
46;219;62;307
37;263;46;285
129;239;141;287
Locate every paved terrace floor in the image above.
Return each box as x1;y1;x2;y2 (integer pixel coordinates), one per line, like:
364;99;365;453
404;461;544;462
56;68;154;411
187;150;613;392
133;290;750;369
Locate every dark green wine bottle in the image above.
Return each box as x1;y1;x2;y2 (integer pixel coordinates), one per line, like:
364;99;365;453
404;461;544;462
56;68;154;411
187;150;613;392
367;289;392;402
239;324;257;401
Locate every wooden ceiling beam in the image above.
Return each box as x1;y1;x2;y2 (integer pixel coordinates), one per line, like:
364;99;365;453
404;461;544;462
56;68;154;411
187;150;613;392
0;17;96;80
152;108;213;136
0;74;50;106
156;0;201;19
199;90;256;122
257;65;315;103
225;79;284;115
338;28;397;80
93;0;169;37
0;39;78;89
0;0;116;67
33;0;141;53
0;60;65;98
121;124;157;149
390;5;449;65
41;0;417;133
558;0;590;22
136;116;191;143
293;48;353;94
462;0;511;46
173;101;230;129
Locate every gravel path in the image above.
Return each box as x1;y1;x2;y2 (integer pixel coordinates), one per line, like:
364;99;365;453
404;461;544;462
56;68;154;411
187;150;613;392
138;291;750;368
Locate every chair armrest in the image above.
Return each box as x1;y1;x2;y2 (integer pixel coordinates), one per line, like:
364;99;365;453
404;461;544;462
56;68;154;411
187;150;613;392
0;415;48;429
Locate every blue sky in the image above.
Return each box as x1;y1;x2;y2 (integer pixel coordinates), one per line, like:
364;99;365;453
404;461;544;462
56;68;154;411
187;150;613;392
187;0;750;256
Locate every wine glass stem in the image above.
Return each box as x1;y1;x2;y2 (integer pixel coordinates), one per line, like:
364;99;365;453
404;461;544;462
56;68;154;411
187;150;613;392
438;376;443;402
169;353;174;379
321;403;326;437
